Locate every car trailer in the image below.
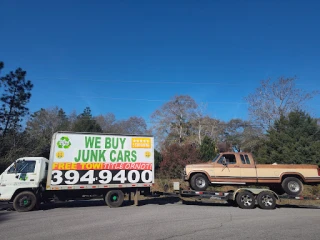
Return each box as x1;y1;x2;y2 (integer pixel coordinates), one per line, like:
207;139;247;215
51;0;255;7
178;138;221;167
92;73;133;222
151;182;320;210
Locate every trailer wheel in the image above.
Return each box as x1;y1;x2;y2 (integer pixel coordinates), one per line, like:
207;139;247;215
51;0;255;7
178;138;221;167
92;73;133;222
105;190;124;208
257;191;276;210
13;191;37;212
236;191;255;209
190;173;209;191
281;177;303;196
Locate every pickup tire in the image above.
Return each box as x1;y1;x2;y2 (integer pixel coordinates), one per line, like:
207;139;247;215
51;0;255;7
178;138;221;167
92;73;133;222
236;191;255;209
257;191;276;209
13;191;37;212
281;177;303;196
105;190;124;208
190;173;209;191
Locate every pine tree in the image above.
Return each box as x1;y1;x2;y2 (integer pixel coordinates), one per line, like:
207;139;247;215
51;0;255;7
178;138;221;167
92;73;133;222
255;110;320;165
0;67;33;137
72;107;102;132
200;136;218;162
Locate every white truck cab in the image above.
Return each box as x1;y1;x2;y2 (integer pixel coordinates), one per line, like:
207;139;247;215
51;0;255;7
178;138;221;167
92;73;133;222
0;157;49;201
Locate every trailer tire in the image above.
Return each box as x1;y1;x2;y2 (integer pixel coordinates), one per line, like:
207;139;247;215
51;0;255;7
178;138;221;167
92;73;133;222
257;191;276;210
105;190;124;208
190;173;209;191
281;177;303;196
13;191;37;212
236;191;255;209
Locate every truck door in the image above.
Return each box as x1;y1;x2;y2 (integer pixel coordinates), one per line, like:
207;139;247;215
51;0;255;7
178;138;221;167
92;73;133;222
213;154;243;184
0;160;38;200
239;154;257;184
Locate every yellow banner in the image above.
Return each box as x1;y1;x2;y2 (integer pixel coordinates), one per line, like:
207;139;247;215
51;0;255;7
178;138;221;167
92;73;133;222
131;138;151;148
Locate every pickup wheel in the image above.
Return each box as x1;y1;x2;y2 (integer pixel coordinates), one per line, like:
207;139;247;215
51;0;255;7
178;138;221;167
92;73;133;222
105;190;124;208
13;191;37;212
190;173;209;191
257;191;276;210
236;191;255;209
281;177;303;196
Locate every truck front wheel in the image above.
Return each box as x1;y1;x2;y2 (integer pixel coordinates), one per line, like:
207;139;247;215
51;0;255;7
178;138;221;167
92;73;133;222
281;177;303;196
190;173;209;191
13;191;37;212
105;190;124;208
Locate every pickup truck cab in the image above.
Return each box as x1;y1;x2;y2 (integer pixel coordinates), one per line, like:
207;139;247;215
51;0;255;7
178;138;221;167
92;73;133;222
184;152;320;196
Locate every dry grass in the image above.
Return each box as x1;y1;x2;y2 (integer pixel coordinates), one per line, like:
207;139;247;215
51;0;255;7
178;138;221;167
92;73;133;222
278;199;320;206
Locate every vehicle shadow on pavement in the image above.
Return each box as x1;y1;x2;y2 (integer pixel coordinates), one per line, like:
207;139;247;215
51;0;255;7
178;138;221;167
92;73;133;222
38;197;181;211
0;212;12;222
135;196;181;206
40;200;106;210
277;204;320;209
179;200;236;208
0;202;13;212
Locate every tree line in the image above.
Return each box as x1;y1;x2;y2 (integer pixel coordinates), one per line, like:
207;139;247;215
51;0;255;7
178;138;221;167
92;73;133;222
1;61;319;177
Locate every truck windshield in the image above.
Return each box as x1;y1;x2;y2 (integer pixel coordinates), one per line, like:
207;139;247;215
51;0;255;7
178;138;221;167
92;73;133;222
8;161;36;174
212;154;220;162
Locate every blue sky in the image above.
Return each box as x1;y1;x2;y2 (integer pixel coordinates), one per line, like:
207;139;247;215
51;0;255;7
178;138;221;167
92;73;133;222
1;0;319;125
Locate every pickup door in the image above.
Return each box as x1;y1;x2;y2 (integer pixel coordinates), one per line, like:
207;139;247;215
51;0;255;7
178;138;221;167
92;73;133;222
238;153;258;184
213;153;257;184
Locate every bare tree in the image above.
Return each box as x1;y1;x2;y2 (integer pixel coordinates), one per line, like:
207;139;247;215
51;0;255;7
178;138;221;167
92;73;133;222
241;124;264;152
224;119;264;152
151;95;198;146
26;107;69;138
95;113;117;133
25;107;70;157
95;114;148;135
244;77;319;128
194;102;207;145
200;117;226;143
114;117;149;135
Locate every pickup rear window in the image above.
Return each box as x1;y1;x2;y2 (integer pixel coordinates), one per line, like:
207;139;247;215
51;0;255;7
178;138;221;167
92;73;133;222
240;154;251;164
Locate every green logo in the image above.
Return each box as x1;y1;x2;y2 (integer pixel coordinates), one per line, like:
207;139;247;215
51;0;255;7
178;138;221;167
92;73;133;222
19;173;28;181
57;136;72;149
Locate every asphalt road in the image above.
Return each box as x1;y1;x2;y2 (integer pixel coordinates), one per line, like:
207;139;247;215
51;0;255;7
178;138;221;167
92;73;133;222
1;198;320;240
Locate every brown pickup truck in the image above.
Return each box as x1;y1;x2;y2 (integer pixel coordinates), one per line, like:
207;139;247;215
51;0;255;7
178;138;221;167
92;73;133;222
184;152;320;196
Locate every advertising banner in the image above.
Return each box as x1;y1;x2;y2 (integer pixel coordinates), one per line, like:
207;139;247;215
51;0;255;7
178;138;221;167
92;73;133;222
48;133;154;187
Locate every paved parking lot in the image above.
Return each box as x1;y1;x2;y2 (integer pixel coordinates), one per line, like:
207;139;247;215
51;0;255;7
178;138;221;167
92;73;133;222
1;199;320;240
